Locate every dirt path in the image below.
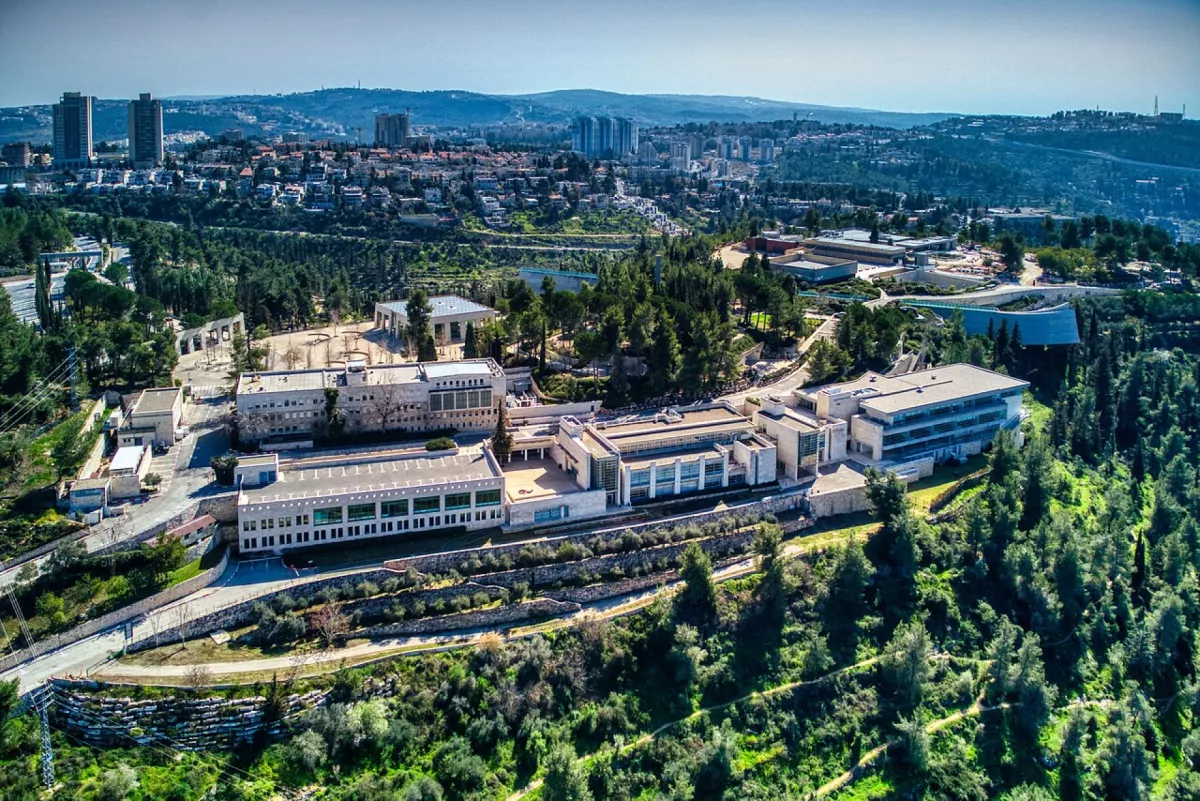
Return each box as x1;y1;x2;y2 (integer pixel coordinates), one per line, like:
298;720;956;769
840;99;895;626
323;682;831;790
813;697;1007;798
505;654;890;801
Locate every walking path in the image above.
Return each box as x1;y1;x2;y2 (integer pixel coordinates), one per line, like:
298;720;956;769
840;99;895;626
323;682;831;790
91;522;851;682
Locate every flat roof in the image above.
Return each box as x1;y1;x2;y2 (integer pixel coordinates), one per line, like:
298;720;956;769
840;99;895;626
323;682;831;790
811;364;1028;416
758;408;823;433
377;294;493;318
241;450;501;504
805;237;906;254
238;454;279;467
134;387;181;414
503;459;585;502
238;359;502;395
72;478;110;490
597;405;754;449
423;361;495;380
109;445;146;473
623;444;726;469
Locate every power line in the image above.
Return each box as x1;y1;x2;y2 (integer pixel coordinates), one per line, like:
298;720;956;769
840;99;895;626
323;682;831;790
0;359;74;434
0;357;72;426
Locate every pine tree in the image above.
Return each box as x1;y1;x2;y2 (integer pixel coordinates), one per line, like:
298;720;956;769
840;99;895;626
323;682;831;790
463;321;478;359
490;402;512;463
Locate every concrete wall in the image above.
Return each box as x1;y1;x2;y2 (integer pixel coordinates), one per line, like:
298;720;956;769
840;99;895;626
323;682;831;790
507;488;607;528
887;269;987;289
76;432;108;481
0;548;232;674
128;568;401;652
507;401;601;422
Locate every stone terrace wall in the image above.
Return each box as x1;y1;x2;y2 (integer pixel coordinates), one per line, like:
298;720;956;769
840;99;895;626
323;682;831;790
386;506;776;576
128;567;400;653
355;598;578;638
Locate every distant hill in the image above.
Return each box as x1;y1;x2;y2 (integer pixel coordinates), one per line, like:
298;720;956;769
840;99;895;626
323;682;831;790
0;87;956;144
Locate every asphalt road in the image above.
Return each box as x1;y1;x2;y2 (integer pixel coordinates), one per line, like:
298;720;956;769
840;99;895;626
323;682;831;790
0;395;233;591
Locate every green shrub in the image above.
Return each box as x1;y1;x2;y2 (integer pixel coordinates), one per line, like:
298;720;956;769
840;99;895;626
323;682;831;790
425;437;456;451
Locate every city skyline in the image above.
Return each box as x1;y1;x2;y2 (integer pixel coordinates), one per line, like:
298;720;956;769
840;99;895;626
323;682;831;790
2;0;1197;117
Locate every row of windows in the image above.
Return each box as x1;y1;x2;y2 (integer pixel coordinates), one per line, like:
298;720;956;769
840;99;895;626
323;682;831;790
245;490;504;531
243;513;311;532
429;389;492;412
241;508;504;549
533;505;570;523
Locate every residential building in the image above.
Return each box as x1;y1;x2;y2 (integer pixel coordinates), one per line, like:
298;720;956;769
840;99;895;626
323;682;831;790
237;447;506;554
572;116;638;157
758;138;774;163
615;118;639;156
120;386;184;448
234;359;507;446
282;132;308;145
53;92;93;166
127;93;164;168
375;294;496;344
374;113;409;148
1;142;31;167
795;364;1028;464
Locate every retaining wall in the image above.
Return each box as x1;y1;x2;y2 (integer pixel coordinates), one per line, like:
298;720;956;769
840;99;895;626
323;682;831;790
0;548;232;674
127;568;401;653
354;598;578;638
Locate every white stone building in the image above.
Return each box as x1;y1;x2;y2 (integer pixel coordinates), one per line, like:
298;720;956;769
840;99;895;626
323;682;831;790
235;359;507;447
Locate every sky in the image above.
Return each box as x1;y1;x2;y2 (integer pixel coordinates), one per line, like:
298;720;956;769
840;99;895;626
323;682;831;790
2;0;1198;116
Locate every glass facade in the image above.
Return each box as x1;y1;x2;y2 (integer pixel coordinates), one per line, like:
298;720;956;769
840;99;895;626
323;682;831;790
347;503;376;521
313;506;342;525
429;389;492;412
381;499;408;518
414;497;440;514
475;489;502;507
445;492;471;510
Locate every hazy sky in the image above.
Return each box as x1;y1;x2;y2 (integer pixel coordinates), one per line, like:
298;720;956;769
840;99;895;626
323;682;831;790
2;0;1198;116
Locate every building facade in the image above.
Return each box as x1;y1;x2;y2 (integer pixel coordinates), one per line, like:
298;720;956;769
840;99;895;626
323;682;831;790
235;359;507;446
237;448;505;554
795;364;1028;464
374;295;496;344
53;92;93;166
127;93;164;168
120;387;183;449
1;142;31;167
571;116;638;157
374;113;410;148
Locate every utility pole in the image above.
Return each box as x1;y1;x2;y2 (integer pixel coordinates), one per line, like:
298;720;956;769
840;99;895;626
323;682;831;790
6;588;53;788
68;346;78;411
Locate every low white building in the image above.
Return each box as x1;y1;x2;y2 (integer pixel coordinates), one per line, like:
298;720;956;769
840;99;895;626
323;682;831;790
108;444;151;499
237;447;505;554
120;386;183;448
374;295;496;345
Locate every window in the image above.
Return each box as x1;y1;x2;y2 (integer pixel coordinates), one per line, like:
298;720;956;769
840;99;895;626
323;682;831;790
445;492;471;510
313;506;343;525
381;499;408;518
298;513;310;526
242;520;256;532
475;489;502;507
533;505;569;524
348;503;376;521
414;497;440;514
